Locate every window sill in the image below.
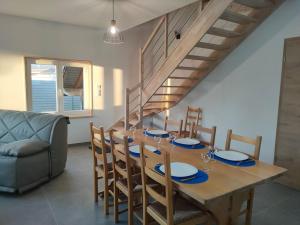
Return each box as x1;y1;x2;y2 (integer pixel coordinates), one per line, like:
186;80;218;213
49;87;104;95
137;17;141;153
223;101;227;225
64;110;93;119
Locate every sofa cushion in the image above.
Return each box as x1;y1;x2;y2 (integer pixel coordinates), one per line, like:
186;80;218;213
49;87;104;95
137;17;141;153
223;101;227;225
0;139;50;157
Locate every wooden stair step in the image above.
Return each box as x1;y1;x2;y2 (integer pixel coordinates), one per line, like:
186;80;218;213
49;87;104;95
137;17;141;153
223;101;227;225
129;119;140;125
161;85;192;89
195;42;230;50
154;93;184;96
169;76;199;80
176;66;208;71
147;100;176;104
185;55;218;61
207;27;243;38
221;9;258;24
112;125;124;131
234;0;274;9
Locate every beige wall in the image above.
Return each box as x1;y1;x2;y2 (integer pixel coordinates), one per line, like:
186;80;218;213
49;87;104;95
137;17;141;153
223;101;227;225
0;13;154;143
0;52;27;110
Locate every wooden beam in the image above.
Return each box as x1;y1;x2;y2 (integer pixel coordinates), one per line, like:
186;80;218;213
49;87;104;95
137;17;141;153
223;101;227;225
141;0;234;106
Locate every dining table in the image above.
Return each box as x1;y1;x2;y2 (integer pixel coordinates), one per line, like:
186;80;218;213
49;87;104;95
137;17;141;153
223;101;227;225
118;129;287;225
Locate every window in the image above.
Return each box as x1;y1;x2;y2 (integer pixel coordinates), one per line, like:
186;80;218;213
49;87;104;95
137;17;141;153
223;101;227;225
25;57;92;117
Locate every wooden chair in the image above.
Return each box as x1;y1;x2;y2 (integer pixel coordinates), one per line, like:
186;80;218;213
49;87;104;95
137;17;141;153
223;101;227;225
190;123;216;147
139;142;212;225
225;129;262;225
89;122;114;215
109;131;143;225
164;116;183;137
183;106;202;137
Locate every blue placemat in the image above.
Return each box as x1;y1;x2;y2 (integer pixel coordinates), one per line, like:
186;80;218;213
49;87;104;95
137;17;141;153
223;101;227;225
170;140;205;149
144;131;170;138
154;164;208;184
209;151;256;167
130;150;161;158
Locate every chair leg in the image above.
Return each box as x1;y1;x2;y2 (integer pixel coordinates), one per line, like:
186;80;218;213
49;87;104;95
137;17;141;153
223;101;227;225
104;177;109;215
114;185;119;223
93;169;98;202
128;195;133;225
245;189;254;225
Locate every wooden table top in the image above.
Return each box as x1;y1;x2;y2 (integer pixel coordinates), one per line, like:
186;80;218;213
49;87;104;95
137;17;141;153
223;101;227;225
121;129;287;205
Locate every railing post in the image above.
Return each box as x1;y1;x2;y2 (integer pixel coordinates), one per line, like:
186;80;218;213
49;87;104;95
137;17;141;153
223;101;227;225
125;88;130;130
164;14;168;58
139;48;143;128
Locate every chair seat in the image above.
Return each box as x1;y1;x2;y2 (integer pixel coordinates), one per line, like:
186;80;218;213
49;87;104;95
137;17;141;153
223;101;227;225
116;174;143;194
148;195;207;225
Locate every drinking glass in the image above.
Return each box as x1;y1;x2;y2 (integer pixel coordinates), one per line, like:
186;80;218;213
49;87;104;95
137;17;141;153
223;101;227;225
201;153;211;172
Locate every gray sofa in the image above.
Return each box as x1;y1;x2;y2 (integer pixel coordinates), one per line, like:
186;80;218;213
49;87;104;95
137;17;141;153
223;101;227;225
0;110;68;193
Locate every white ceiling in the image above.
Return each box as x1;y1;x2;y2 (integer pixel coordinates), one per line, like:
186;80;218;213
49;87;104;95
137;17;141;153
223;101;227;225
0;0;198;30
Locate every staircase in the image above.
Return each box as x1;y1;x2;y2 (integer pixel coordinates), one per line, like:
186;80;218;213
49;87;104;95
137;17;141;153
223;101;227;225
111;0;284;131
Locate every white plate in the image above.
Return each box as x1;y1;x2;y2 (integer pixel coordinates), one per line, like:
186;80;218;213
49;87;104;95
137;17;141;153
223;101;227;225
129;144;157;154
159;162;198;178
146;129;168;136
215;150;249;161
174;138;200;146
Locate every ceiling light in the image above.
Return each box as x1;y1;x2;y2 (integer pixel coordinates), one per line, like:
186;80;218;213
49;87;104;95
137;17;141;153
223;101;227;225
103;0;124;44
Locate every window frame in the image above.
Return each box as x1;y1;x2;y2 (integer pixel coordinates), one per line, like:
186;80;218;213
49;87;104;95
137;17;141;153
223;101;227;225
25;57;93;118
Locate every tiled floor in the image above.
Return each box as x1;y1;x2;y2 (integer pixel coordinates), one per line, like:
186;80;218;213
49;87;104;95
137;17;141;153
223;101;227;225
0;144;299;225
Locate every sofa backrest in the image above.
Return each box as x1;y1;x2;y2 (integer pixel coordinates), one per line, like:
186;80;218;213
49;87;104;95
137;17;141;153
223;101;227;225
0;110;64;144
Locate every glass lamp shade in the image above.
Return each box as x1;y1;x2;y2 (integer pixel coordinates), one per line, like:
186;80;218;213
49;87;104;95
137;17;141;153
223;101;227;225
103;20;124;44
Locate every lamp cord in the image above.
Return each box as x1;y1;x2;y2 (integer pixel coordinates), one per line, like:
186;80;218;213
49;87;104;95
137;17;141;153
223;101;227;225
112;0;115;20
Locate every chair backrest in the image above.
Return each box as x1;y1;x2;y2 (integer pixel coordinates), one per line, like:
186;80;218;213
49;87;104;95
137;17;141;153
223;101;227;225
140;142;174;225
89;122;109;171
225;129;262;160
164;116;183;137
190;123;216;147
109;131;134;193
184;106;202;134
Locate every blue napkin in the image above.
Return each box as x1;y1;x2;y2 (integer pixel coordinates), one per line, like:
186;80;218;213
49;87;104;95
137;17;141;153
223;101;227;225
210;152;256;167
154;164;208;184
130;150;161;158
170;140;205;149
144;131;170;138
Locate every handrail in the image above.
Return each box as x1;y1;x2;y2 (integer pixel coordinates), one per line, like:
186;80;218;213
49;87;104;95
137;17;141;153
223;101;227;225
142;16;166;54
141;0;233;107
125;0;208;130
129;82;141;93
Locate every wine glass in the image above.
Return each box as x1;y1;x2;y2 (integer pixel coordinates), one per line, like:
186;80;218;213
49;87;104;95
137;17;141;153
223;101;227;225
129;126;136;138
201;153;211;172
156;136;162;149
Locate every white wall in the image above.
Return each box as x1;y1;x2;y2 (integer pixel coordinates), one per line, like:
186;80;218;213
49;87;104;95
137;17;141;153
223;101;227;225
154;0;300;164
0;14;154;144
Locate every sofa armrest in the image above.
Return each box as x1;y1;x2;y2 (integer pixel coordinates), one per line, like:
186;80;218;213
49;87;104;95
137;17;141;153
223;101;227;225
0;139;49;157
49;116;68;177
